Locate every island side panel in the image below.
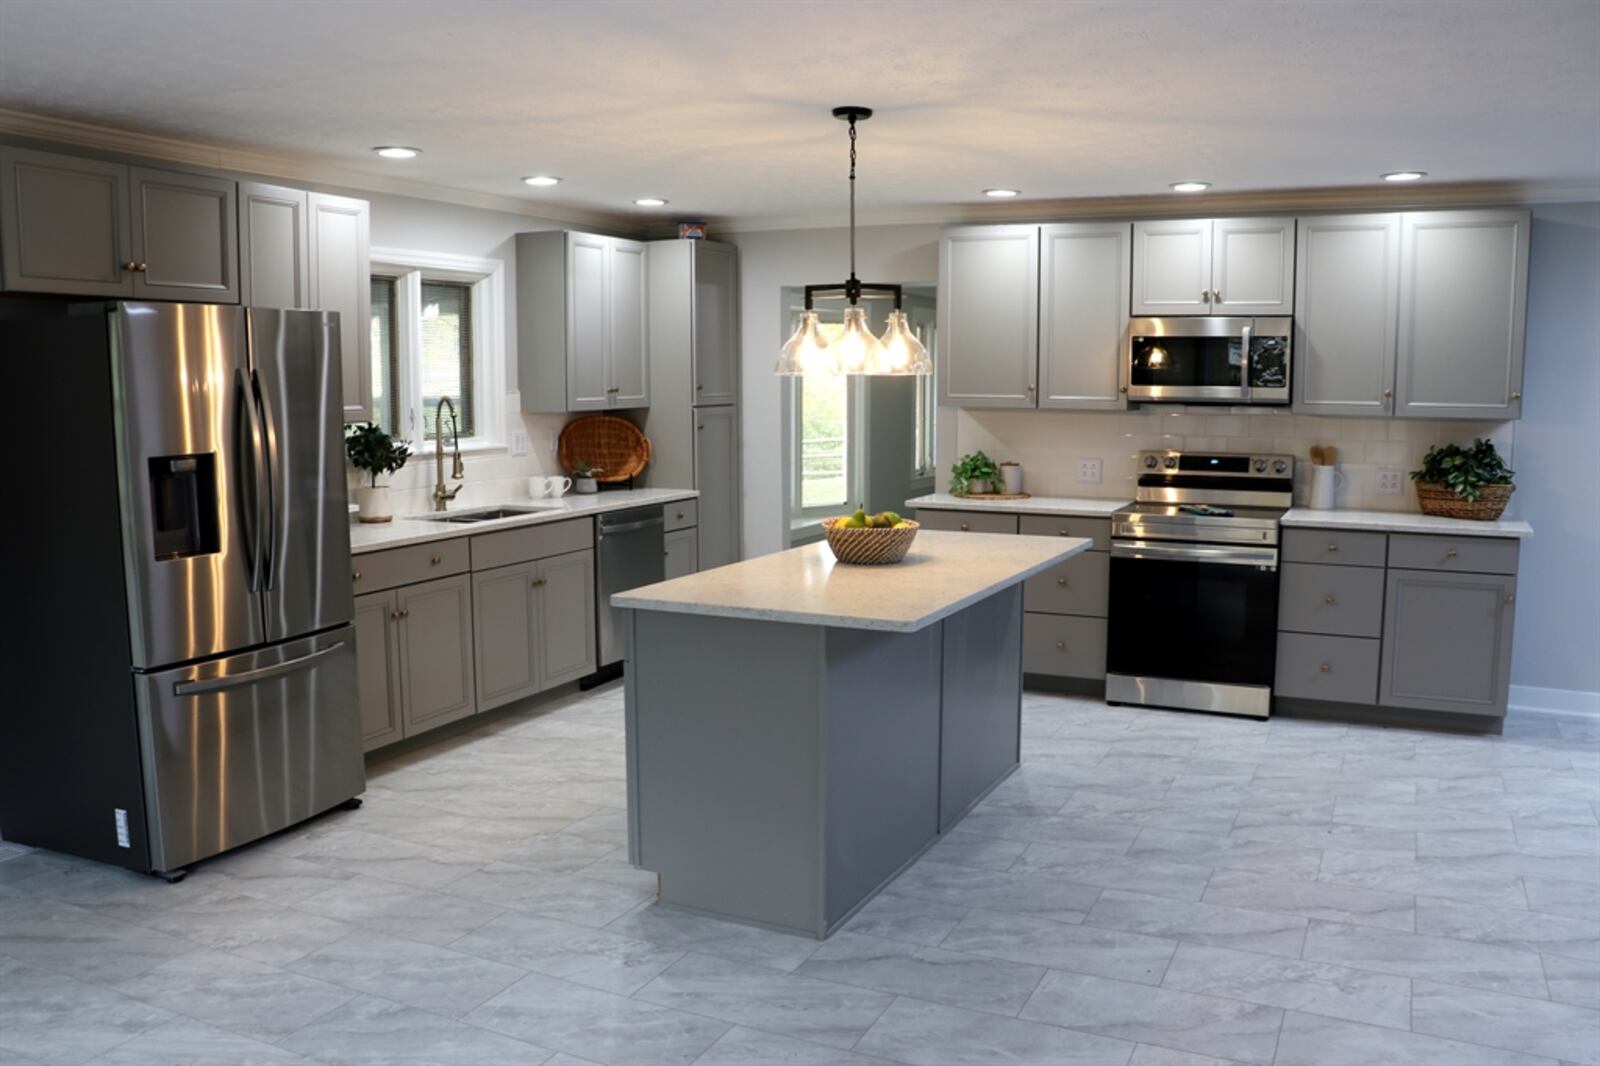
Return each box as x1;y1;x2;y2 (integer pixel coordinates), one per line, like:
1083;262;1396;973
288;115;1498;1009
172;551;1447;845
939;583;1025;830
629;610;824;934
821;625;943;933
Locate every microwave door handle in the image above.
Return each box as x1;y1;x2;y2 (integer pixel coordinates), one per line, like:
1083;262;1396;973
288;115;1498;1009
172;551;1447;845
1239;323;1252;401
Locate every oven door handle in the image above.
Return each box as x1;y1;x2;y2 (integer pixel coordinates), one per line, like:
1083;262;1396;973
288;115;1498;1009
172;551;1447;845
1112;540;1278;569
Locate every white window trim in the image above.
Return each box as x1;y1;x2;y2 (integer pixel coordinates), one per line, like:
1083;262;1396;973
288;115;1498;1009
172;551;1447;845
789;373;863;521
370;246;506;455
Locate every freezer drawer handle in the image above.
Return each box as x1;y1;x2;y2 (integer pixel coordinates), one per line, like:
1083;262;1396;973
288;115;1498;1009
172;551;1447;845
173;642;346;697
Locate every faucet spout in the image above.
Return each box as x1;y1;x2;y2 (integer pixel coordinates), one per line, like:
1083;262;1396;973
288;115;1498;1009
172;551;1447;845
432;397;465;511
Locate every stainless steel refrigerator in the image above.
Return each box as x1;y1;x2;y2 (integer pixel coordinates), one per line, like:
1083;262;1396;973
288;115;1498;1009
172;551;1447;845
0;302;364;879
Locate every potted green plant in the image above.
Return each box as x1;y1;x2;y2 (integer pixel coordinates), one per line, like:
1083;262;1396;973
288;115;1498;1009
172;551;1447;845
1410;438;1515;520
950;451;1001;495
344;422;412;523
569;458;603;495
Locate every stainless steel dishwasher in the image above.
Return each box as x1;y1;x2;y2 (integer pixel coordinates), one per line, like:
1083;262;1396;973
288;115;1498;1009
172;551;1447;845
596;504;666;667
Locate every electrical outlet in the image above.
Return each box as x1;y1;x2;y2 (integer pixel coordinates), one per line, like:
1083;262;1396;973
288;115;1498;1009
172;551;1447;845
1076;458;1103;485
509;431;529;457
1376;467;1405;495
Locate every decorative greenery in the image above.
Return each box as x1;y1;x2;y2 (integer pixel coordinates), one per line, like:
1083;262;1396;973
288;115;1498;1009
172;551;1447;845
1410;438;1514;502
343;422;411;488
950;451;1000;494
569;458;604;479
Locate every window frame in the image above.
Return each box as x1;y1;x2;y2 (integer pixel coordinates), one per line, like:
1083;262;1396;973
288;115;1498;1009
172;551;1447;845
785;300;864;521
369;247;505;454
909;300;938;482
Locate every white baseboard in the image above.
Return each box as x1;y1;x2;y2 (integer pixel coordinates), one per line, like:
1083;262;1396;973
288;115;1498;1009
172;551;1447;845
1509;684;1600;719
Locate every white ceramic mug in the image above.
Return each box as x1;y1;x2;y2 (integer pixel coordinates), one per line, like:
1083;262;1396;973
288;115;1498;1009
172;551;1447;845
1308;465;1345;510
528;475;573;499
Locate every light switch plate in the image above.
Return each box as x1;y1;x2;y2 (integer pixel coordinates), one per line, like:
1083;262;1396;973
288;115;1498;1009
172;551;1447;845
509;431;529;456
548;430;560;454
1376;467;1405;495
1077;458;1103;484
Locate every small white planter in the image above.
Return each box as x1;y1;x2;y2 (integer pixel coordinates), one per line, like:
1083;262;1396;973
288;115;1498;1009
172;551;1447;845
354;484;393;523
574;477;599;495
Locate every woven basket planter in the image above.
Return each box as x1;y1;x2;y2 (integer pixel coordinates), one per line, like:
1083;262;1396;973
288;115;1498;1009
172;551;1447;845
1415;481;1514;521
821;518;920;565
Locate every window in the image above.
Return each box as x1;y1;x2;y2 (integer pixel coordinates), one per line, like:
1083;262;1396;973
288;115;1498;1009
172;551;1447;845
788;305;860;517
367;248;504;449
910;307;937;479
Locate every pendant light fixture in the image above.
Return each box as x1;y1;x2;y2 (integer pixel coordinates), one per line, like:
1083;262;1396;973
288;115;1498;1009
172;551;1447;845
776;107;932;377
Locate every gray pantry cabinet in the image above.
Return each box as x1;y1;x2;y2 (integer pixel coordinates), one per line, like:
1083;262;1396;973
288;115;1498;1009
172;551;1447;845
937;225;1039;407
1293;214;1401;416
307;192;372;422
518;230;650;412
239;181;310;309
693;404;741;569
0;146;238;302
1131;216;1295;316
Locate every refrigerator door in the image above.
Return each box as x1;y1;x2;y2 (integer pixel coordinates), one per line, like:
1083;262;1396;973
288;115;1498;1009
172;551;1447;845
111;303;266;668
134;626;365;872
249;308;355;643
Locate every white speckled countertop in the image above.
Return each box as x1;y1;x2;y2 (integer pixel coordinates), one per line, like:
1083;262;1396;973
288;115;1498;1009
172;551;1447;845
1282;508;1533;539
907;493;1130;518
614;530;1089;632
350;487;699;554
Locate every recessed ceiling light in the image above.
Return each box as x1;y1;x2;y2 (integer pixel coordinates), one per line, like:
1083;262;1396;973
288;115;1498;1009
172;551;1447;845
983;188;1021;198
634;197;668;207
1170;181;1211;193
373;146;420;159
522;175;561;187
1381;170;1427;182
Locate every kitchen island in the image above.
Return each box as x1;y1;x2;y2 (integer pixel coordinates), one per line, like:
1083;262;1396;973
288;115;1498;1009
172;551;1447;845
614;530;1089;938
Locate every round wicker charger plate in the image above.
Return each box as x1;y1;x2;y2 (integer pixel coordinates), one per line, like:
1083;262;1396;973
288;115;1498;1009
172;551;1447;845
1415;482;1514;521
953;491;1031;500
557;415;652;482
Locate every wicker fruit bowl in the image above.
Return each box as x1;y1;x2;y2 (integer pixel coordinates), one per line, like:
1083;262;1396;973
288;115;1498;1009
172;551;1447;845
1415;482;1514;521
822;518;920;565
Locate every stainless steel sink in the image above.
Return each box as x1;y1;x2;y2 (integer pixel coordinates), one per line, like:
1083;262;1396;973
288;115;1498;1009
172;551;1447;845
414;504;563;524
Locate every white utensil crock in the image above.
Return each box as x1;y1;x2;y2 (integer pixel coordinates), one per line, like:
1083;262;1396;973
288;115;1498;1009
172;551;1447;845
1309;465;1344;510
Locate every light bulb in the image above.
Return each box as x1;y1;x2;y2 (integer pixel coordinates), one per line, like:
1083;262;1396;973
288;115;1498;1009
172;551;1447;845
776;310;833;375
1147;345;1168;369
833;306;885;375
875;309;932;375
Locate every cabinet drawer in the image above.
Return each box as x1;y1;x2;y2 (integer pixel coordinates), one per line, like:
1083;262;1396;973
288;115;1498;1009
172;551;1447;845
1023;613;1107;680
1275;633;1379;705
1024;551;1110;617
664;499;698;533
917;509;1019;534
352;539;469;593
471;517;593;570
1387;534;1518;575
1282;528;1387;567
1018;514;1112;551
1278;563;1384;638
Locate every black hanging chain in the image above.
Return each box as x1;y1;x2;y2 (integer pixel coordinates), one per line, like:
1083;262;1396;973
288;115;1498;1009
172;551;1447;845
846;115;860;303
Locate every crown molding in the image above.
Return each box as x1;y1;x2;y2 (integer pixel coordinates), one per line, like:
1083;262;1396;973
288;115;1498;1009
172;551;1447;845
0;107;641;234
699;180;1600;236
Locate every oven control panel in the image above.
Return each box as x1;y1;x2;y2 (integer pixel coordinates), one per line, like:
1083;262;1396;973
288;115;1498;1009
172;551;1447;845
1138;451;1294;478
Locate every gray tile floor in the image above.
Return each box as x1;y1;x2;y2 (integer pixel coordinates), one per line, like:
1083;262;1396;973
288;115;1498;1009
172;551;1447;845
3;683;1598;1065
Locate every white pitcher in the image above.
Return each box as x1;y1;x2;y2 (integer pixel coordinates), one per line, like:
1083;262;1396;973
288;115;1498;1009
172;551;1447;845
1308;465;1344;510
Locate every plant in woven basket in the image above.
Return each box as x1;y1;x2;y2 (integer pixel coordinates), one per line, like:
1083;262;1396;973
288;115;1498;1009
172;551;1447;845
1410;438;1514;502
950;451;1000;494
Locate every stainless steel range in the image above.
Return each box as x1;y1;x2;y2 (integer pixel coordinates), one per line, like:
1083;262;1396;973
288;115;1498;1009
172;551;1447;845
1105;450;1295;719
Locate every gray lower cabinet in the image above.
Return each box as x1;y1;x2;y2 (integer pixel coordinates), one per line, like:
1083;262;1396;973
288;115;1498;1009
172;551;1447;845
1276;633;1380;705
128;166;237;302
240;181;310;308
538;549;598;687
1380;568;1517;717
472;549;597;713
394;573;477;734
308;192;372;422
694;405;740;568
664;526;698;580
937;225;1039;407
1023;613;1108;680
1277;562;1384;638
1023;550;1109;617
353;590;403;751
915;509;1019;534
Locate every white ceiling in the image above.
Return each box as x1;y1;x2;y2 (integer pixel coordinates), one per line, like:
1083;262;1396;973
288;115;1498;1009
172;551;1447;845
1;0;1597;229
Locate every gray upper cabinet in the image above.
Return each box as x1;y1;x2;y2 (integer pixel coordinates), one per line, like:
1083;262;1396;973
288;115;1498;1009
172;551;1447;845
239;181;309;309
1294;214;1401;416
695;404;741;569
1039;222;1130;410
518;230;651;413
1396;209;1529;420
1131;218;1210;315
1379;568;1517;717
1132;216;1293;316
0;146;133;296
128;167;238;303
307;192;372;423
938;225;1038;408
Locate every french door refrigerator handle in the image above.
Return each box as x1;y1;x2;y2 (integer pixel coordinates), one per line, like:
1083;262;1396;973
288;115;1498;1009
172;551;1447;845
236;367;267;593
172;641;346;697
250;369;279;591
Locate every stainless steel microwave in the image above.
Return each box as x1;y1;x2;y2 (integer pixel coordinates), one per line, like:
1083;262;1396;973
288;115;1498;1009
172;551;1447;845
1126;317;1292;405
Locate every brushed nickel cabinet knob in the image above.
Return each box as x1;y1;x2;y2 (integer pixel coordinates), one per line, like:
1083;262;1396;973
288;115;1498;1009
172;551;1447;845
1324;594;1336;605
1320;663;1331;672
390;610;400;620
352;570;361;581
1201;289;1211;302
1510;392;1521;401
1057;577;1067;587
1327;543;1338;552
430;554;441;565
959;522;970;531
1055;640;1066;651
1445;548;1458;558
1383;388;1394;397
122;260;139;272
1504;594;1515;604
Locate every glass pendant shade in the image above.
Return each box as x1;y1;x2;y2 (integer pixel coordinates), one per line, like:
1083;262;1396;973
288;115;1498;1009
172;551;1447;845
832;306;885;374
775;310;833;375
874;309;932;375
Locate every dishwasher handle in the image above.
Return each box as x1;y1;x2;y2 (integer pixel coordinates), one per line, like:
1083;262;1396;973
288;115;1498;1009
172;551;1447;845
598;516;665;536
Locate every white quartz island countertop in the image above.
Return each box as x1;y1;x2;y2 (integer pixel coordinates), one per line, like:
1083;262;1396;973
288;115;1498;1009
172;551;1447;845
350;487;699;555
614;530;1089;633
1282;507;1533;539
906;492;1129;517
